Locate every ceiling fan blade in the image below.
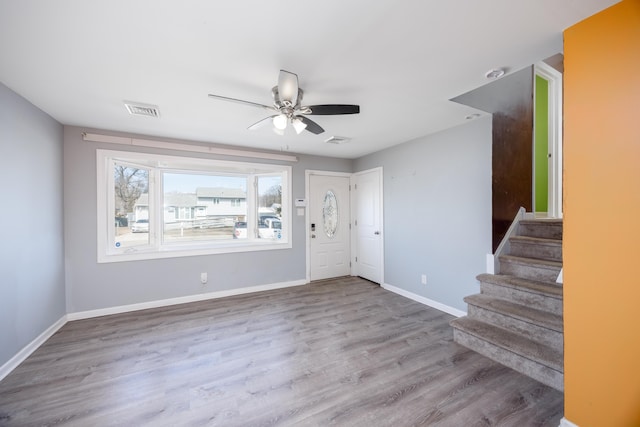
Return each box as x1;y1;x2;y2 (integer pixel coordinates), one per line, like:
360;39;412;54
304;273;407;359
247;116;277;131
278;70;299;106
208;93;275;112
299;116;324;135
304;104;360;115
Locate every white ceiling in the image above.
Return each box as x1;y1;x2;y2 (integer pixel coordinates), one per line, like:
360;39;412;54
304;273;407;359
0;0;617;159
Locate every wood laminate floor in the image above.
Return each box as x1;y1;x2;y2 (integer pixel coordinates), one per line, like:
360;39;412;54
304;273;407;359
0;277;563;426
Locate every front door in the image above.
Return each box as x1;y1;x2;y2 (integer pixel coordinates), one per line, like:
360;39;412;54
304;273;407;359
309;174;351;281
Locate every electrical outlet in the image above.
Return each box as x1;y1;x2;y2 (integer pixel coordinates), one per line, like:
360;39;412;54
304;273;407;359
200;272;208;285
421;274;427;285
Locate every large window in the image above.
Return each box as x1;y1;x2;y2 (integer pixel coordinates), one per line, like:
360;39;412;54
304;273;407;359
97;149;291;262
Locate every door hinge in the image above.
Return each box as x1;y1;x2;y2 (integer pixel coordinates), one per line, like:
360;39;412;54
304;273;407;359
355;256;358;262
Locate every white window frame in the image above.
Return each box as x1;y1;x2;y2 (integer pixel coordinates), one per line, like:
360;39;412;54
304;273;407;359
97;149;291;263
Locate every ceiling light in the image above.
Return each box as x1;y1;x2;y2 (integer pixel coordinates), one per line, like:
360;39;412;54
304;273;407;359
273;114;288;130
485;68;505;79
292;117;307;134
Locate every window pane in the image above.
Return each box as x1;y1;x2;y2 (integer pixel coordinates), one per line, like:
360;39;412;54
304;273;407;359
163;172;247;243
323;190;339;238
113;164;149;249
257;175;283;240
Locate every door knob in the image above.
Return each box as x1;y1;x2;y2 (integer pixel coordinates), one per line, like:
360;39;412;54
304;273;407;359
374;231;380;235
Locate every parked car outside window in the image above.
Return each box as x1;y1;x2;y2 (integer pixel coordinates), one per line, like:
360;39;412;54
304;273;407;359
233;221;247;239
131;219;149;233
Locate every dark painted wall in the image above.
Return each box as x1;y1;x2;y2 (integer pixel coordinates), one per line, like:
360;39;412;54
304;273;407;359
451;66;534;251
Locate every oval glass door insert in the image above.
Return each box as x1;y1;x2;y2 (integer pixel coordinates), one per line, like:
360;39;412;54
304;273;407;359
323;190;339;238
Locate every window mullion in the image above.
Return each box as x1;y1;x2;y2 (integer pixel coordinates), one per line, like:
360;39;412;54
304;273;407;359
246;175;258;239
151;169;160;249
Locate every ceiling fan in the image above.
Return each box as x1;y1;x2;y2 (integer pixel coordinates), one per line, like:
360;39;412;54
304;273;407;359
208;70;359;135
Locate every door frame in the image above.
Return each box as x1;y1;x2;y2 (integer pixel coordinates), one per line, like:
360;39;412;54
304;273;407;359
534;61;563;218
305;170;353;282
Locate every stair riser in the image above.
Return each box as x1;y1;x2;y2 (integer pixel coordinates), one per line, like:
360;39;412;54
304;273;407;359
480;282;562;315
452;328;564;391
466;305;563;352
500;260;561;282
509;241;562;262
519;222;563;240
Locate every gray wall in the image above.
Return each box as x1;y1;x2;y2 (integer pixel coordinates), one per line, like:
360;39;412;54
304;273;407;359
354;117;492;312
63;126;353;312
0;82;65;367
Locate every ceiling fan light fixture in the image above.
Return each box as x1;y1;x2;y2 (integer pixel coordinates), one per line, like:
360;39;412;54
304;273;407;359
292;117;307;134
272;127;285;136
273;114;288;130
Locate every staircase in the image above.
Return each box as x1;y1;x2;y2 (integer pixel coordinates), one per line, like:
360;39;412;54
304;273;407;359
450;219;564;391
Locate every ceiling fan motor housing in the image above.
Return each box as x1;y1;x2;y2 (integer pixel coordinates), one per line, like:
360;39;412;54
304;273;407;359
272;87;304;110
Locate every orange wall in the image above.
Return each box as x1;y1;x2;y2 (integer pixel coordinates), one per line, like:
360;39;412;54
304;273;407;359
564;1;640;426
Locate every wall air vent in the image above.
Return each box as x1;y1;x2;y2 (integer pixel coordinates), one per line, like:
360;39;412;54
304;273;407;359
324;136;351;145
124;101;160;118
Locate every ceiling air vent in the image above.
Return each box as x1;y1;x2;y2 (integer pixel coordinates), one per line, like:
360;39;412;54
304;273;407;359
324;136;351;145
124;101;160;118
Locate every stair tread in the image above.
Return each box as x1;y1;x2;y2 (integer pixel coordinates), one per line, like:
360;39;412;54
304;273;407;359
450;317;563;372
499;254;562;269
464;294;563;332
477;273;563;299
510;235;562;246
520;219;563;225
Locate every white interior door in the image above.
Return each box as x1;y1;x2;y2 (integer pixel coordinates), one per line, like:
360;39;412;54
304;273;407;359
309;174;351;281
353;168;383;284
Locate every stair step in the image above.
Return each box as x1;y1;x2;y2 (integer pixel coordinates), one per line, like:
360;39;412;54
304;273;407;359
450;317;564;391
509;235;563;262
499;254;562;282
464;294;563;351
519;219;563;240
465;294;563;332
477;273;563;315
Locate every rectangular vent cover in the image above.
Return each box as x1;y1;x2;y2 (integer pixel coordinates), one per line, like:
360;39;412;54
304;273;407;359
124;101;160;118
324;136;351;145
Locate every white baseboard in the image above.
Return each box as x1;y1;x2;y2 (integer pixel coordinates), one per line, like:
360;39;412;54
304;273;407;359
1;280;308;381
68;279;308;321
382;283;467;317
559;417;579;427
0;315;67;382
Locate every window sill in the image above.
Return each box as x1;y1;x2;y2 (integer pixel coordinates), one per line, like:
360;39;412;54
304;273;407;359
98;240;292;263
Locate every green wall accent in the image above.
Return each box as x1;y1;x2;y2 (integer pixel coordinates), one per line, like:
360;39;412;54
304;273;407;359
535;75;549;212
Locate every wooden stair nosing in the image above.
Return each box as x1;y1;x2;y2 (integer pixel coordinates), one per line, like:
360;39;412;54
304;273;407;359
509;235;563;248
476;274;563;299
519;219;563;226
463;294;563;332
499;254;562;270
450;317;563;372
